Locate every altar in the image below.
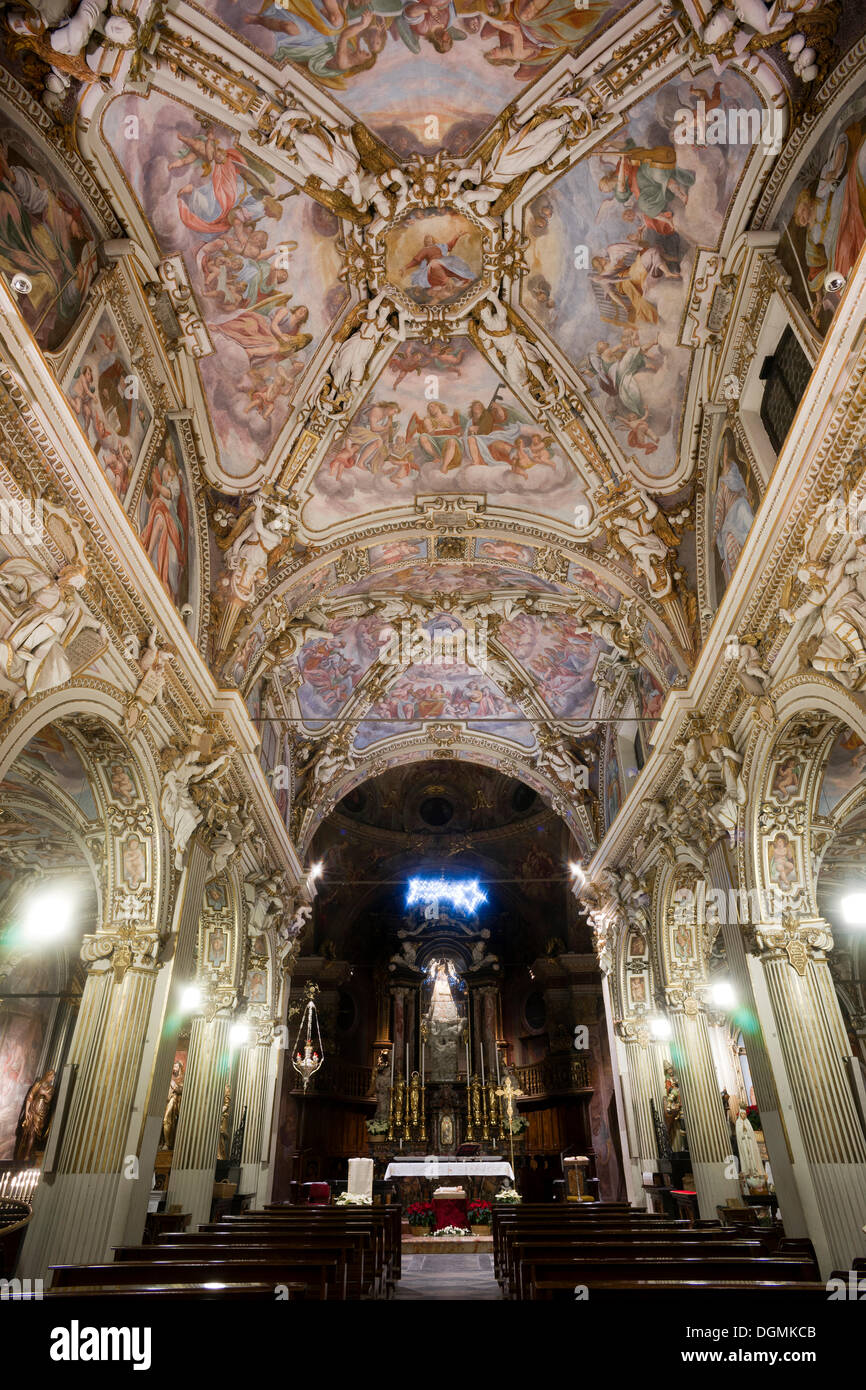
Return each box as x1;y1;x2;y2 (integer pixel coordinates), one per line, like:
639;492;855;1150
384;1155;514;1202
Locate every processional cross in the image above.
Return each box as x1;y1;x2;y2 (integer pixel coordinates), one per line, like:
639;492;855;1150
495;1073;524;1177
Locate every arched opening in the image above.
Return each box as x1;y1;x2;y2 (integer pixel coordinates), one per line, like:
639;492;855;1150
271;760;625;1208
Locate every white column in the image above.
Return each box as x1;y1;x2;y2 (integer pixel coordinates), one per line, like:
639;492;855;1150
670;1004;741;1218
165;1010;233;1229
234;1033;273;1198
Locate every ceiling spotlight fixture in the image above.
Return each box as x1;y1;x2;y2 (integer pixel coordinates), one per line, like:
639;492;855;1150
710;980;737;1010
309;862;323;880
10;272;32;295
569;862;585;882
20;886;76;943
840;893;866;928
649;1015;672;1041
180;984;201;1011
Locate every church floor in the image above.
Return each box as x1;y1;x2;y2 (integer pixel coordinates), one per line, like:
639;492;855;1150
394;1253;501;1300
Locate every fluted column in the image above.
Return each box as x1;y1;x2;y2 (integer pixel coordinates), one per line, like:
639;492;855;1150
19;945;161;1279
234;1030;274;1199
669;1004;740;1218
165;1009;233;1228
617;1028;666;1203
752;926;866;1275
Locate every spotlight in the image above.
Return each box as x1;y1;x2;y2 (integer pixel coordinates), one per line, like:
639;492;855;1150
649;1015;672;1041
569;862;585;882
841;893;866;928
229;1022;251;1047
10;272;32;295
180;984;201;1011
710;980;736;1010
309;862;323;880
20;886;76;943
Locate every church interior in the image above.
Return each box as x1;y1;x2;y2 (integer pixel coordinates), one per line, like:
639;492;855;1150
0;0;866;1340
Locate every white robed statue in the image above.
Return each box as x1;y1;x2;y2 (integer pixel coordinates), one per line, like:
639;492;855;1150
735;1107;764;1181
426;959;461;1083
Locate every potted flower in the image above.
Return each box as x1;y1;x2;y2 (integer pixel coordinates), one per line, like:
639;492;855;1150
494;1184;522;1205
365;1118;389;1141
467;1199;493;1232
335;1191;372;1206
434;1224;470;1238
406;1200;434;1235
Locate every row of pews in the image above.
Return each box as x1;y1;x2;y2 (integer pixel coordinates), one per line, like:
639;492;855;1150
47;1204;402;1301
493;1202;827;1300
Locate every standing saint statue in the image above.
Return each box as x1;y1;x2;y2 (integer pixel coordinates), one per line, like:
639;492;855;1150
735;1107;764;1183
160;1060;184;1151
15;1069;56;1161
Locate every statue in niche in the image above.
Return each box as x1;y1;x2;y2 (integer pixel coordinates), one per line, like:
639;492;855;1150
467;931;498;971
217;1083;231;1160
371;1049;391;1122
663;1061;686;1152
425;959;463;1083
15;1069;56;1161
160;1060;184;1151
735;1106;764;1185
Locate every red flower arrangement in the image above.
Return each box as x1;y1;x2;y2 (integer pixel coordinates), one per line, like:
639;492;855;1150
407;1201;435;1228
467;1199;492;1226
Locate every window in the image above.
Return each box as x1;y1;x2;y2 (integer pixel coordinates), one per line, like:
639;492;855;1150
759;327;811;453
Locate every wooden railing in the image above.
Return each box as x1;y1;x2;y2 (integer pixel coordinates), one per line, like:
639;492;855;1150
515;1054;590;1098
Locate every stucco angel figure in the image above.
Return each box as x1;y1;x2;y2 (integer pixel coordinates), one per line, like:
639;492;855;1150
208;802;255;878
780;545;866;687
707;739;747;838
0;556;107;710
323;293;407;410
449;95;590;214
6;0;134;95
729;636;769;696
302;736;357;792
537;740;588;795
608;491;679;596
643;798;673;838
160;742;232;871
702;0;820;80
223;493;294;608
473;292;560;404
270;110;408;221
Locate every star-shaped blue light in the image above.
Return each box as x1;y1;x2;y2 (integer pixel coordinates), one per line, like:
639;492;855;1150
406;877;487;914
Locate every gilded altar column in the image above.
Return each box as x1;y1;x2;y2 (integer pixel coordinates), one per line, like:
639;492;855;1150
747;919;866;1275
669;1001;741;1218
165;1006;234;1228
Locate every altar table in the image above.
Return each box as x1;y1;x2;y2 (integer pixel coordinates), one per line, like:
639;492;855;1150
384;1158;514;1181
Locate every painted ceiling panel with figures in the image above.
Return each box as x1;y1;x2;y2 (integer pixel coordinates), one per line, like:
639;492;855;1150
99;90;348;480
1;0;861;861
191;0;632;155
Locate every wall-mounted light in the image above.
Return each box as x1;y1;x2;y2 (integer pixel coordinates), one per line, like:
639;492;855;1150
309;862;323;880
649;1015;672;1041
229;1021;251;1048
11;272;32;295
710;980;737;1010
20;886;77;943
569;862;585;883
180;984;201;1011
841;893;866;929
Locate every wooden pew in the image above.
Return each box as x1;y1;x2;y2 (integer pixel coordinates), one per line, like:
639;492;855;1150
50;1256;339;1302
507;1238;765;1300
113;1239;362;1299
199;1218;389;1295
521;1255;818;1299
46;1282;306;1300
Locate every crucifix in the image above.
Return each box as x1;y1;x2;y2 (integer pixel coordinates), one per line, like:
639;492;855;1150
495;1072;523;1183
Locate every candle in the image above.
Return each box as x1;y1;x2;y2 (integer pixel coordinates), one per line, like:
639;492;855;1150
480;1046;485;1085
405;1043;409;1084
495;1044;501;1084
465;1041;470;1081
421;1042;425;1088
390;1046;395;1085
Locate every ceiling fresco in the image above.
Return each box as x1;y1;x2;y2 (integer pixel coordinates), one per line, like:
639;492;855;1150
100;91;347;479
191;0;631;155
306;335;590;531
522;67;757;479
1;0;857;856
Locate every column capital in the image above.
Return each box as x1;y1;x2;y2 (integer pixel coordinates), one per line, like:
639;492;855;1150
80;928;162;983
615;1017;651;1048
747;912;834;973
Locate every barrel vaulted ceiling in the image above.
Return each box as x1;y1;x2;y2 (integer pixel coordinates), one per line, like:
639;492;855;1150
1;0;861;862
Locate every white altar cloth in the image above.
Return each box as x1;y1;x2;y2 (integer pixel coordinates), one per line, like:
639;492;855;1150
384;1157;514;1180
